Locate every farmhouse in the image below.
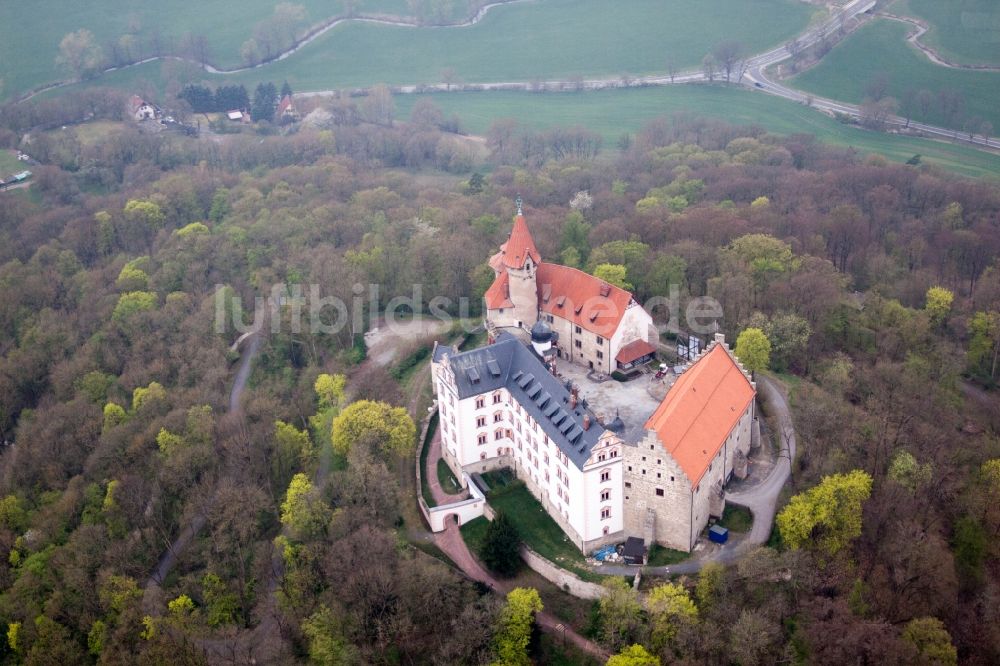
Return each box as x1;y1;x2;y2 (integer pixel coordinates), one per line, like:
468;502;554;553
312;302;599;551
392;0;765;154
484;206;657;375
128;95;157;121
276;95;300;123
433;323;757;555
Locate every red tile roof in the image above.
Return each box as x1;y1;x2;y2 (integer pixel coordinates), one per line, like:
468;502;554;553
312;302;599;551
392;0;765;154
484;270;514;309
616;339;657;364
644;344;755;485
498;214;540;269
536;263;633;338
277;95;295;116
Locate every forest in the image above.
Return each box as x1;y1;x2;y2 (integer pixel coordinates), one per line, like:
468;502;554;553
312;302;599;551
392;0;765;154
0;87;998;664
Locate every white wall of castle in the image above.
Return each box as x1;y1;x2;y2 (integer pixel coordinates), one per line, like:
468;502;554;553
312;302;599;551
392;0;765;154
507;262;539;329
610;303;658;366
432;358;624;552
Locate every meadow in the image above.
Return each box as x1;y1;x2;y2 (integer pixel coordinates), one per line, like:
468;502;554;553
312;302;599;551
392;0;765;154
4;0;813;101
791;19;1000;134
0;150;24;179
0;0;409;100
395;86;1000;178
893;0;1000;66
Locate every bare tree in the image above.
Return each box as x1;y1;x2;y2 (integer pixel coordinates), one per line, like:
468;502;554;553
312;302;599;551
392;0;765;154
702;54;717;82
713;40;744;83
666;60;677;83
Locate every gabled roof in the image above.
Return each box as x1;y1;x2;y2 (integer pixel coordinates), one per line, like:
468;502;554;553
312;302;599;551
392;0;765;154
499;214;541;269
484;270;514;309
536;263;633;339
433;333;603;470
277;95;295;116
616;339;657;364
644;343;755;485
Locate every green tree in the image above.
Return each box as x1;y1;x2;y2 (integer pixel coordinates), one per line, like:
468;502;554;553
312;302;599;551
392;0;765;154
281;473;331;540
925;286;954;325
901;617;957;666
116;262;149;291
694;561;724;611
967;311;1000;382
561;210;591;260
112;291;157;322
734;328;771;375
646;582;698;649
131;381;166;412
302;606;358;665
331;400;416;458
776;470;873;557
887;450;932;491
480;511;521;577
274;420;315;487
0;495;26;532
607;644;660;666
314;373;346;410
493;587;543;666
598;577;643;651
593;264;632;291
201;573;239;627
252;82;278;122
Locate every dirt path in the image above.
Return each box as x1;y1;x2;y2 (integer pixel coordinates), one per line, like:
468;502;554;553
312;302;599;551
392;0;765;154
877;12;1000;72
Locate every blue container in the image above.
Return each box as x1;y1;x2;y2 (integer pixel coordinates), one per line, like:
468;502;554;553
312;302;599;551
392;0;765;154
709;525;729;544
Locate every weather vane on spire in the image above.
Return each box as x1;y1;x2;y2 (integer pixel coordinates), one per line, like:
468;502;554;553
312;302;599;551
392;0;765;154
515;195;523;216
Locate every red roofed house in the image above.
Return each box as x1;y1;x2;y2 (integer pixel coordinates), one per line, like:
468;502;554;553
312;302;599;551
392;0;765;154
624;333;757;552
128;95;156;121
276;95;299;123
484;208;657;374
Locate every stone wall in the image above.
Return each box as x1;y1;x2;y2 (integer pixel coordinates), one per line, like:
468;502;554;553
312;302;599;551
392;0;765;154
623;431;694;552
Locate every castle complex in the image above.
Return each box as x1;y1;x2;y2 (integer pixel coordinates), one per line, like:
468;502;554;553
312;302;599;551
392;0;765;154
431;210;757;555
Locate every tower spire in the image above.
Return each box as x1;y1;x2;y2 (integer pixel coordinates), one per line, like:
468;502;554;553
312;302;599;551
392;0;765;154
515;194;523;216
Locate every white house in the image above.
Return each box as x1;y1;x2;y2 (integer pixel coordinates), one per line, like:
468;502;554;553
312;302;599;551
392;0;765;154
128;95;156;121
433;333;625;553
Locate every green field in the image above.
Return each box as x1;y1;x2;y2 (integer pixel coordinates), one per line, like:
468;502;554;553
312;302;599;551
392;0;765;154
894;0;1000;66
11;0;813;101
791;19;1000;135
0;150;23;179
0;0;413;100
395;86;1000;178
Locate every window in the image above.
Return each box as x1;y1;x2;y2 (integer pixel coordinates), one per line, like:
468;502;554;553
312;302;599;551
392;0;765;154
600;470;610;482
610;450;618;458
475;397;485;409
477;434;487;445
624;481;631;488
476;416;486;428
597;350;604;360
598;453;607;462
493;392;503;404
657;459;661;465
575;325;582;334
657;472;661;479
601;507;611;520
603;526;610;535
495;429;503;441
596;336;604;345
600;489;610;501
575;340;582;349
670;475;675;482
656;488;664;497
494;412;503;423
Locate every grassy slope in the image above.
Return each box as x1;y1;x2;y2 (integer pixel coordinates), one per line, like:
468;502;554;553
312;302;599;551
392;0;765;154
0;150;23;179
395;86;1000;178
791;19;1000;134
220;0;812;92
18;0;812;100
894;0;1000;66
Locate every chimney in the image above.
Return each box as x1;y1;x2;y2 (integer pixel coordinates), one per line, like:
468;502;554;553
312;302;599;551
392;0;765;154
570;393;577;410
583;414;591;431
